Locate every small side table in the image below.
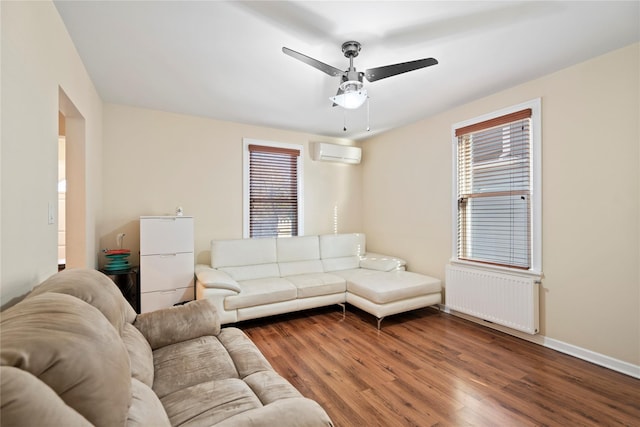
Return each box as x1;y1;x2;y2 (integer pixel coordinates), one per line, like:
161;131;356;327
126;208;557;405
100;267;140;314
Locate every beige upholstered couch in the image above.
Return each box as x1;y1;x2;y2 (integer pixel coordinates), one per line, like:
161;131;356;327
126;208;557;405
196;233;442;328
0;269;333;427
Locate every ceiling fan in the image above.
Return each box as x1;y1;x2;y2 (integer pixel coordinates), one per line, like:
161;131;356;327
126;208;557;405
282;41;438;109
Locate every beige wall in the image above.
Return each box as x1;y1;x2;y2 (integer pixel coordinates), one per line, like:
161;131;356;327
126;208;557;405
99;104;362;266
361;43;640;366
2;0;636;369
0;1;103;306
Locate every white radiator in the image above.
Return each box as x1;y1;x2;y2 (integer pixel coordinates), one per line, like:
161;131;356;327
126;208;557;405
445;265;539;334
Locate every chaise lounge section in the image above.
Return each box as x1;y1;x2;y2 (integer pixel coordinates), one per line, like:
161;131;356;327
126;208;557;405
196;233;442;328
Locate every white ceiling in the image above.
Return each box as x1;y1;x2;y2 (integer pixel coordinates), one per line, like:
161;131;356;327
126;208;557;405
54;1;639;141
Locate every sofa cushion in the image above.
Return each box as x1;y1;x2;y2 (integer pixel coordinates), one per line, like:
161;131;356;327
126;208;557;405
319;233;365;258
276;235;323;276
224;278;297;310
359;253;406;271
277;235;320;262
134;299;220;350
122;323;154;387
160;378;262;426
214;398;334;427
319;234;366;272
152;336;239;399
285;273;346;298
0;293;131;427
219;263;281;281
279;260;324;277
211;237;277;268
217;328;274;378
27;268;136;331
127;378;171;427
344;270;442;304
330;268;375;281
244;370;303;404
0;366;91;427
322;255;361;272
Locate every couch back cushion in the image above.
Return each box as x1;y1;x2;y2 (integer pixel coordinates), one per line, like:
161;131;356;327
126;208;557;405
122;323;154;387
0;366;92;426
211;238;277;267
27;268;136;331
212;238;280;281
0;293;131;427
277;236;323;276
320;233;366;272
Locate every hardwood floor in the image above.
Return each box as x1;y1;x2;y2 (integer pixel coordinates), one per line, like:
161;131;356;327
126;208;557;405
240;306;640;427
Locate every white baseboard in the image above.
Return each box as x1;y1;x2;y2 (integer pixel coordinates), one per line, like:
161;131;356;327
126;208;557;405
441;305;640;379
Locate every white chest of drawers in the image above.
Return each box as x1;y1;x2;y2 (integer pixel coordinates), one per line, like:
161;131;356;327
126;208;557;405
139;216;194;312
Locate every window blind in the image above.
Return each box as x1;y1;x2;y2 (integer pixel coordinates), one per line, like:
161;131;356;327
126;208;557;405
456;109;532;269
248;144;300;238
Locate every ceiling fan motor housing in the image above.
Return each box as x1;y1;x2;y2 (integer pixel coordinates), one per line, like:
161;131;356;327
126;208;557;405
342;69;364;85
342;41;361;58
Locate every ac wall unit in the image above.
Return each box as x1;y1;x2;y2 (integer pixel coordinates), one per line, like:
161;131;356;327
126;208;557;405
312;142;361;164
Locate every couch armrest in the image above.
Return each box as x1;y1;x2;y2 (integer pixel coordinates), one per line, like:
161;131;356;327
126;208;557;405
133;299;220;350
195;264;241;293
359;252;407;272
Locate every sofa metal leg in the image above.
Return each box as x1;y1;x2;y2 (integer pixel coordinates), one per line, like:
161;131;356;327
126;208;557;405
337;303;346;319
377;316;384;330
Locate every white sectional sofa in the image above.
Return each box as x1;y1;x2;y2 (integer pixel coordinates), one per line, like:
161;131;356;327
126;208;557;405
195;233;441;329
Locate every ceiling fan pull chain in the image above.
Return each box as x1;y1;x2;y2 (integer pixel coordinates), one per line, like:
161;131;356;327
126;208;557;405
343;108;347;132
366;97;370;132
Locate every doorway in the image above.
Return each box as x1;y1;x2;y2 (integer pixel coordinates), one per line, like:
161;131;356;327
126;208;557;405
58;88;87;269
58;113;66;270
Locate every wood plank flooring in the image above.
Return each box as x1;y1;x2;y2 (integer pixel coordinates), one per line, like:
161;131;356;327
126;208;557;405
240;306;640;427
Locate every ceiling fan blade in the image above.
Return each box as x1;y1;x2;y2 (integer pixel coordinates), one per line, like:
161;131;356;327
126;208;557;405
365;58;438;82
282;47;343;77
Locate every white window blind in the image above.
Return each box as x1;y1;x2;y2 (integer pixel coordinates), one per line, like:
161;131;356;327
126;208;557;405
455;109;532;269
248;144;300;238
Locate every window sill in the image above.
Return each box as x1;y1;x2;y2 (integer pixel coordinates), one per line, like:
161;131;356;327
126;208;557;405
449;259;543;282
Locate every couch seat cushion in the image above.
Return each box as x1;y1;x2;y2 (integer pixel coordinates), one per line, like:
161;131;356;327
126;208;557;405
243;370;303;404
152;336;238;399
215;398;333;427
160;378;262;426
225;278;297;310
216;328;274;378
343;270;441;304
285;273;346;298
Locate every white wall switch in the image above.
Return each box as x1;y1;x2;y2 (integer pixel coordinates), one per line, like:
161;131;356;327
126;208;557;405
48;202;55;224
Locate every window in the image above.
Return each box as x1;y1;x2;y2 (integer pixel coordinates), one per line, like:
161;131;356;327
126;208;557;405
452;99;541;273
243;139;303;238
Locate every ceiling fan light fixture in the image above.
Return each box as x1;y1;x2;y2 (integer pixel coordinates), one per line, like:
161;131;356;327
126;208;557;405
330;80;368;109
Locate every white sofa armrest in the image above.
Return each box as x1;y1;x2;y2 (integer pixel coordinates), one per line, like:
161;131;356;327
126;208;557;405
195;264;241;293
359;253;407;272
